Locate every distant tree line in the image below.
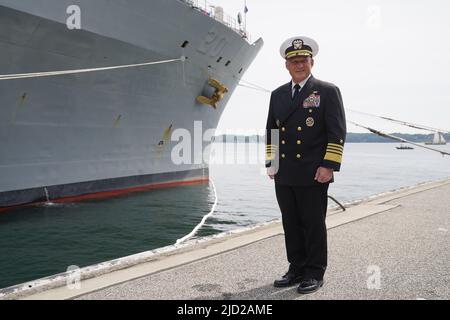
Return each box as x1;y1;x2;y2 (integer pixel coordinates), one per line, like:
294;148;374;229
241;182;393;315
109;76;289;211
213;133;450;143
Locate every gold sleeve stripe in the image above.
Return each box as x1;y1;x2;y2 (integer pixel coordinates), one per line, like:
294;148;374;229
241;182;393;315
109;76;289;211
327;146;343;153
327;149;343;155
266;145;278;156
324;152;342;163
329;142;344;146
327;151;343;157
326;150;343;157
328;143;344;149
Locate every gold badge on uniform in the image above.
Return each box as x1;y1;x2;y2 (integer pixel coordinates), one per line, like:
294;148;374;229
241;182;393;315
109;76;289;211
306;117;315;127
303;91;320;108
293;39;303;49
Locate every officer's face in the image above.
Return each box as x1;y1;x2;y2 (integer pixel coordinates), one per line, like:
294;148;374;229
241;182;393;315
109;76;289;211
285;56;314;83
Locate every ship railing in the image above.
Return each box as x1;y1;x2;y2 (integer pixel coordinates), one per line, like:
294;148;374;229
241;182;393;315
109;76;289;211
180;0;252;42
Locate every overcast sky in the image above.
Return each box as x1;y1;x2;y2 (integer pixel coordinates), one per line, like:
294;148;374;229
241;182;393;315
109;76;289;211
211;0;450;134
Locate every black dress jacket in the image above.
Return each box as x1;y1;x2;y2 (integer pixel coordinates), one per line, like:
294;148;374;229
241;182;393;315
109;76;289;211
265;76;346;186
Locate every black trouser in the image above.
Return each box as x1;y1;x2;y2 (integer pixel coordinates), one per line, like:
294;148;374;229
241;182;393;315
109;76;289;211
275;183;329;280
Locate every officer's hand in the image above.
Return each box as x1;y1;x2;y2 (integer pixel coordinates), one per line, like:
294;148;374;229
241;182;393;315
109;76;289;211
267;167;276;180
315;167;333;183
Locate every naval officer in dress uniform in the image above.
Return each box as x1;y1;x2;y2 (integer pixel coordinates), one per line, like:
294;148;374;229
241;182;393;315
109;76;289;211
265;36;346;294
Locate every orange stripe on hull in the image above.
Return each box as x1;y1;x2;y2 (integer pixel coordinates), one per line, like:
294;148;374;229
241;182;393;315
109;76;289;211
0;177;209;214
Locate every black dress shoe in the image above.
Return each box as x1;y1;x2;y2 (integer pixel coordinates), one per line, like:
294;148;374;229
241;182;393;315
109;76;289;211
297;278;324;294
273;273;303;287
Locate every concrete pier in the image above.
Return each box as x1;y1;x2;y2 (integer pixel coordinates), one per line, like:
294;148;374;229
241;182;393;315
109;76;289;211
2;178;449;300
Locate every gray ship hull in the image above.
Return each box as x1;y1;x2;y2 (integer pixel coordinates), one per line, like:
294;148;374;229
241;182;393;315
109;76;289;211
0;0;263;208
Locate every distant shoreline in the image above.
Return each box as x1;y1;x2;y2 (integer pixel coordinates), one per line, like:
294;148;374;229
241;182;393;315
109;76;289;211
213;133;450;143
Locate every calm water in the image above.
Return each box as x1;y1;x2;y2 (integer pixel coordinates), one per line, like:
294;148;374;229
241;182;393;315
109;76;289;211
0;143;449;289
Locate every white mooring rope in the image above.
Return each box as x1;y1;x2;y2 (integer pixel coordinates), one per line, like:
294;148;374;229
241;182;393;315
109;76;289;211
0;57;185;81
176;178;218;245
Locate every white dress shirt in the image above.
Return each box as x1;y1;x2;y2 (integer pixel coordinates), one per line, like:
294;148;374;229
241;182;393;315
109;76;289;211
291;74;312;98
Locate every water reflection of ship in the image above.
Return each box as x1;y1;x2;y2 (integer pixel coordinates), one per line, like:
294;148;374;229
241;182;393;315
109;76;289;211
0;182;215;289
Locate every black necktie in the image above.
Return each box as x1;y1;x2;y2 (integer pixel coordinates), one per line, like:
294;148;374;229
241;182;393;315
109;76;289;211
292;83;300;100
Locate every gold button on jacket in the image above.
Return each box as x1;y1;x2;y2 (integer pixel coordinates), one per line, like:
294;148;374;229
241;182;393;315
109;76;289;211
265;76;347;186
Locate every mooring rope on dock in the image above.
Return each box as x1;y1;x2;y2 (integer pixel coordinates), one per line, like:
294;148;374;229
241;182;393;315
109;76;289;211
0;57;185;81
176;178;218;245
